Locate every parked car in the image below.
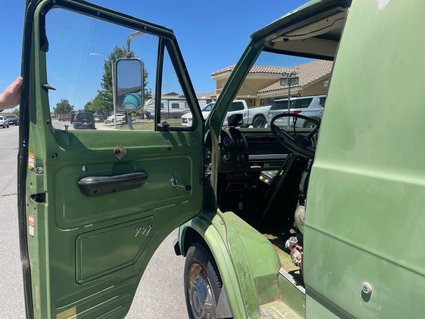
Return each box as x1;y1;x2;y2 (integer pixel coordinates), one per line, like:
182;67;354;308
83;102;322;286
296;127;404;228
93;114;104;122
181;102;215;126
104;113;127;124
0;116;9;128
5;115;19;126
72;111;95;129
58;113;72;121
181;100;271;128
267;95;326;128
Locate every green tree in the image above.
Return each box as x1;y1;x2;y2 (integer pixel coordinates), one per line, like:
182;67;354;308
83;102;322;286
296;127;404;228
12;109;19;117
97;47;126;113
54;99;74;115
84;94;107;115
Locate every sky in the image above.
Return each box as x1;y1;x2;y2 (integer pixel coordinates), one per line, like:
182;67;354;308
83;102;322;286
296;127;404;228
0;0;309;110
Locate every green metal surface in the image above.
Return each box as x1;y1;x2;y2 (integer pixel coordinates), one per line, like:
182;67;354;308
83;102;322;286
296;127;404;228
179;210;284;319
306;0;425;318
23;0;425;317
22;1;203;318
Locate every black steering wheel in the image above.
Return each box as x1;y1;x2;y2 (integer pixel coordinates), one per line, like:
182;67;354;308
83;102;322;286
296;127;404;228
270;113;320;159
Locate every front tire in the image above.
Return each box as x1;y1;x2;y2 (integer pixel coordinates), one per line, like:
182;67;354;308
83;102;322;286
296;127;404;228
184;243;230;319
303;117;320;129
252;115;266;128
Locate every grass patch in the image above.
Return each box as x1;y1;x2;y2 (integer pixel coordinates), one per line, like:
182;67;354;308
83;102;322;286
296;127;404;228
116;118;183;131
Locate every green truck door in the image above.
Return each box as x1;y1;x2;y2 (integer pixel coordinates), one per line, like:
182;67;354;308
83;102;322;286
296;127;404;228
19;1;203;318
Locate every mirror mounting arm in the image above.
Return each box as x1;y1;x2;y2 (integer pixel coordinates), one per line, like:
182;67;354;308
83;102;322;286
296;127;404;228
126;31;144;57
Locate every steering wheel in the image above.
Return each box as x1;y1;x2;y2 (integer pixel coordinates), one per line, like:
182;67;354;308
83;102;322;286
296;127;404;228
270;113;320;159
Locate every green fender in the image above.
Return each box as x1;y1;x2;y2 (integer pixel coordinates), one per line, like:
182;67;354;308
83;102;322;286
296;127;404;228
178;210;282;319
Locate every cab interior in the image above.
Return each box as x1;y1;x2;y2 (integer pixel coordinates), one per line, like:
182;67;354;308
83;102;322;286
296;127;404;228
212;4;348;291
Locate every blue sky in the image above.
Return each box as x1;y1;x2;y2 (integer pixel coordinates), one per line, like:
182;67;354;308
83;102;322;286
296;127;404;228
0;0;309;109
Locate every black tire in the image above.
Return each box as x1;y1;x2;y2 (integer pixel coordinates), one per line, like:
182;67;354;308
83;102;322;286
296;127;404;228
303;117;320;129
252;115;266;128
184;243;231;319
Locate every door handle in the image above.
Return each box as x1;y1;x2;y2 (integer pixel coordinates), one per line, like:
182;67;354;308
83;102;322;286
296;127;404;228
169;177;191;191
78;171;148;197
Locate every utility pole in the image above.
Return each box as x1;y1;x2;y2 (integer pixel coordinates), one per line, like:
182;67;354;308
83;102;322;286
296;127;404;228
280;71;298;126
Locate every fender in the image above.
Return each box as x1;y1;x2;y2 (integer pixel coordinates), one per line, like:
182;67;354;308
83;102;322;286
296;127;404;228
178;210;282;318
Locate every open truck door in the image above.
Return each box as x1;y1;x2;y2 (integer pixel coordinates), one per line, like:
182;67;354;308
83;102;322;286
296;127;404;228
19;1;203;318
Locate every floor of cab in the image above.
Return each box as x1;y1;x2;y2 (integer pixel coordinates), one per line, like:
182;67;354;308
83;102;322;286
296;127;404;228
259;221;305;288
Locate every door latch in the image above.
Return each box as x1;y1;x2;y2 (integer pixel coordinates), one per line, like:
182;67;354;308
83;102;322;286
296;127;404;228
169;177;191;191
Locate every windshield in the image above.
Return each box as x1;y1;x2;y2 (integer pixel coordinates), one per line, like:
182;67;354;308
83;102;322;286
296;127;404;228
202;103;215;112
227;51;330;129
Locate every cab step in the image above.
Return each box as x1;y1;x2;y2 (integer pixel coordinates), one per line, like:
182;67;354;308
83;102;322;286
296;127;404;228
260;300;303;319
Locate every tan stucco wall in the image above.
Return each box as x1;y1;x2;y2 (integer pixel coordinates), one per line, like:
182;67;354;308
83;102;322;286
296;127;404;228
299;77;330;96
216;78;227;91
236;77;279;97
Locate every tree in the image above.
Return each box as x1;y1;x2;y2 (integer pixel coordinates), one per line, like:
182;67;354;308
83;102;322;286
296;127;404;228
12;109;19;117
88;46;151;114
54;99;74;115
84;94;107;115
96;47;127;113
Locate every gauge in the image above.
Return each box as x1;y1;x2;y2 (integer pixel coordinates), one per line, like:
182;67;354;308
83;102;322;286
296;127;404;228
222;136;233;147
223;153;231;162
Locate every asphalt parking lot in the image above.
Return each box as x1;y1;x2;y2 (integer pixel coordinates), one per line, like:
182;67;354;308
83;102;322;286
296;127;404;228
0;125;188;318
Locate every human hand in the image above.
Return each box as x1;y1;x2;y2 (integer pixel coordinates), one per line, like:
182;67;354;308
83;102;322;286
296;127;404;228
0;76;23;110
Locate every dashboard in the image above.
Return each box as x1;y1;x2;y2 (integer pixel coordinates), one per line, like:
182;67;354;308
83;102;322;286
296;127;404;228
219;128;289;173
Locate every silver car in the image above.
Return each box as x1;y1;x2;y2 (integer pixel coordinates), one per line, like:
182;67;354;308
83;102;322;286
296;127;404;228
0;116;9;128
266;95;326;128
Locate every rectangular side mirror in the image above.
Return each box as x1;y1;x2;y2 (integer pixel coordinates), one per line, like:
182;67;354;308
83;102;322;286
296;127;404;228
227;113;244;127
113;58;144;112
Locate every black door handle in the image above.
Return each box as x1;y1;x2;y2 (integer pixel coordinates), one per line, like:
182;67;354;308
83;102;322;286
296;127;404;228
78;171;148;197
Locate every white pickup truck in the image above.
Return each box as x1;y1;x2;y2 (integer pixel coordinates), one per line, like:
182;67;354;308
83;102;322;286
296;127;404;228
181;100;271;128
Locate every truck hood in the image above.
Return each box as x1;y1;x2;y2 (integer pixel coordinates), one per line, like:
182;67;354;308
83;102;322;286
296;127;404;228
182;111;211;120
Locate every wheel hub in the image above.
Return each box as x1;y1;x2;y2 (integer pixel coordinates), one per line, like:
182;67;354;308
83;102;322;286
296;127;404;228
188;263;214;319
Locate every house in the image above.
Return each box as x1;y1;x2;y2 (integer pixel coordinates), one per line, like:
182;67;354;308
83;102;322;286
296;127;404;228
211;60;332;106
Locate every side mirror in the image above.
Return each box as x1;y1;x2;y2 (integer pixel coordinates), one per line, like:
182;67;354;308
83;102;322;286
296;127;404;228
113;58;144;112
227;113;244;127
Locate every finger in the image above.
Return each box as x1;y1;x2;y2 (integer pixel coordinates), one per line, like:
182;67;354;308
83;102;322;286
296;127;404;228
9;76;23;93
14;76;24;90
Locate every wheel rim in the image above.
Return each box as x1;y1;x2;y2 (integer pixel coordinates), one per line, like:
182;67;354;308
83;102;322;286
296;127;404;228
253;116;266;128
188;262;215;319
305;122;317;129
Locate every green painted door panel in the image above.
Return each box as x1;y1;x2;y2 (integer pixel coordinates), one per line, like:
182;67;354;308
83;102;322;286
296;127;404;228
76;216;155;283
52;134;198;229
306;0;425;317
21;1;203;318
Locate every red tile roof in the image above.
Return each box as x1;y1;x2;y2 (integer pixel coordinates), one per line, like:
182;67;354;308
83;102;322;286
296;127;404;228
212;60;333;93
258;60;333;93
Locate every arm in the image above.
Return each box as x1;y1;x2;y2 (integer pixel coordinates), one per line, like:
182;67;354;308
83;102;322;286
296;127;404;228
0;76;23;111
